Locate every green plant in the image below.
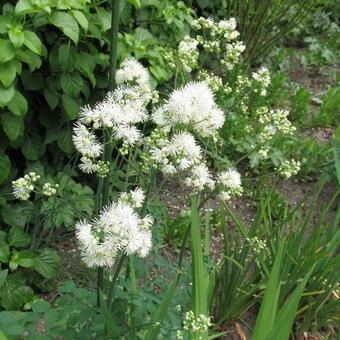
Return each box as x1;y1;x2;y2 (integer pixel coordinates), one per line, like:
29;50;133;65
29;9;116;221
0;226;60;310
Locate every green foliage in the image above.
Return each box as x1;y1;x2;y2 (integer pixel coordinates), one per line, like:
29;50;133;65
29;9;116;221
0;226;61;310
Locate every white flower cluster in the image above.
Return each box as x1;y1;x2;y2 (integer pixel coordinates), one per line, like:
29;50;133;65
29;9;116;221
73;58;154;175
277;159;301;179
177;36;199;72
12;172;58;200
75;188;152;267
246;236;267;254
217;168;243;201
152;82;225;138
252;66;271;96
182;311;212;334
192;17;245;70
197;70;232;94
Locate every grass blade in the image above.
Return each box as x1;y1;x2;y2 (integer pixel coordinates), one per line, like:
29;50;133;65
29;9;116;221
251;240;285;340
265;264;316;340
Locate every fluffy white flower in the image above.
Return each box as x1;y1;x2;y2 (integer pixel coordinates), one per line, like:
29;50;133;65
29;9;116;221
75;189;152;267
218;168;241;188
79;157;98;174
116;57;150;88
185;163;215;191
115;125;141;146
152;82;224;137
12;172;40;200
72;123;103;158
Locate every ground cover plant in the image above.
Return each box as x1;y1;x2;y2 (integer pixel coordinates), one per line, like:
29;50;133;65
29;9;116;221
0;0;339;339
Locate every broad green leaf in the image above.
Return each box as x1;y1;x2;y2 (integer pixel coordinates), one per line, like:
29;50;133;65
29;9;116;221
17;250;36;268
15;0;34;14
76;52;96;86
72;10;88;31
58;128;74;153
135;27;153;42
43;88;59;110
7;91;28;116
0;270;8;288
0;60;17;87
0;85;15;107
15;50;42;71
32;299;50;313
34;249;60;279
0;245;10;263
0;152;10;184
0;15;12;34
60;73;83;97
0;275;34;310
1;202;36;228
22;133;45;160
96;7;111;31
62;94;79;120
8;226;31;248
23;31;42;55
0;39;15;63
58;44;76;72
8;28;24;48
21;70;44;91
51;12;79;44
1;112;24;141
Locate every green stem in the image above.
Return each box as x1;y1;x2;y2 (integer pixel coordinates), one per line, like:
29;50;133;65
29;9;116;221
96;0;120;307
107;254;127;310
108;0;120;91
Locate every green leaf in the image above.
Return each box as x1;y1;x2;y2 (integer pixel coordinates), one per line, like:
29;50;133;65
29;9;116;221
7;91;28;116
15;0;34;14
57;128;74;153
145;272;180;340
60;73;83;97
0;39;15;63
0;275;34;310
0;60;17;87
34;249;60;279
0;245;10;263
8;226;31;248
76;52;96;86
43;88;59;110
0;85;15;107
99;290;119;338
135;27;153;42
15;50;42;71
22;133;45;160
32;299;50;313
17;250;36;268
0;152;10;184
0;270;8;288
58;44;76;72
72;10;88;31
265;265;316;340
96;7;111;31
190;195;209;316
128;0;141;8
8;28;24;48
1;202;36;228
62;94;79;120
252;241;285;340
21;70;44;91
23;31;42;55
1;112;24;141
51;12;79;44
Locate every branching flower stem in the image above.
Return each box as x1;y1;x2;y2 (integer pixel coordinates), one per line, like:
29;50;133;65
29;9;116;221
96;0;120;307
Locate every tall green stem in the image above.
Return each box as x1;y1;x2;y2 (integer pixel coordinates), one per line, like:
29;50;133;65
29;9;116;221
96;0;120;307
